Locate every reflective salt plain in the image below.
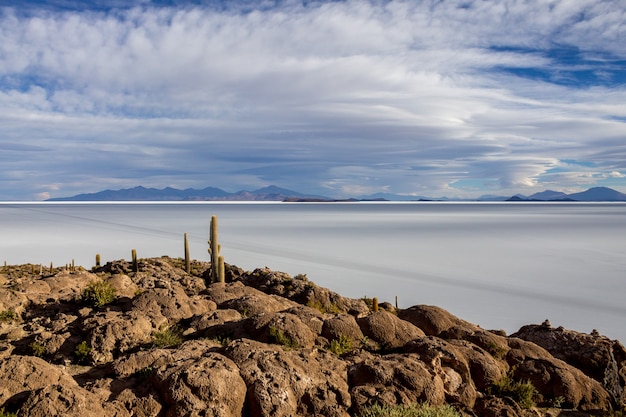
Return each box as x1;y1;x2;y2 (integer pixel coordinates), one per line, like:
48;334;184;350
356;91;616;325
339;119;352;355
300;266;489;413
1;202;625;342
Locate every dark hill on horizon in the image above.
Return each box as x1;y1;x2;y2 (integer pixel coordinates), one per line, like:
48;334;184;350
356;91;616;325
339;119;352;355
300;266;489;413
46;185;332;202
506;187;626;202
46;185;626;202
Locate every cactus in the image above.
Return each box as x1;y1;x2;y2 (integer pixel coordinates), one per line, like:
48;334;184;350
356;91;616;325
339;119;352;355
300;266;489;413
95;254;101;268
49;262;54;275
208;215;225;283
218;255;225;283
184;233;190;273
372;297;379;312
131;249;138;273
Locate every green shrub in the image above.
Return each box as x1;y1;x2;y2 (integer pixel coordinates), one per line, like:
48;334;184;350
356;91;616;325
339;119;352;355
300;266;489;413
152;325;183;348
306;300;341;314
485;341;507;359
357;402;460;417
0;310;16;323
269;326;298;349
30;341;46;357
83;280;117;307
74;341;91;363
0;407;17;417
489;372;537;409
327;334;353;356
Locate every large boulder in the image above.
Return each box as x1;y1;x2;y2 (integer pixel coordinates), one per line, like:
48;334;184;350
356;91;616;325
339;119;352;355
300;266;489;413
398;304;472;336
203;282;298;315
241;267;370;316
513;323;626;406
347;351;446;414
506;337;613;410
243;312;317;349
402;337;479;407
322;314;364;347
18;383;130;417
0;355;78;406
153;351;246;417
357;311;425;349
224;338;351;417
131;285;214;324
83;311;155;364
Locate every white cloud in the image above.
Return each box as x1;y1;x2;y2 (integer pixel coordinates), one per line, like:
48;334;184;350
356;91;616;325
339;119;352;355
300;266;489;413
0;0;625;200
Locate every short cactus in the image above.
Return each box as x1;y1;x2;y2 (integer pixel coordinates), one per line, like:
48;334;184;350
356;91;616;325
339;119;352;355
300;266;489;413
208;215;225;283
131;249;138;273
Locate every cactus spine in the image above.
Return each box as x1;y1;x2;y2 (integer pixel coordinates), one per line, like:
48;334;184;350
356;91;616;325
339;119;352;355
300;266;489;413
131;249;138;273
208;215;225;283
184;232;191;273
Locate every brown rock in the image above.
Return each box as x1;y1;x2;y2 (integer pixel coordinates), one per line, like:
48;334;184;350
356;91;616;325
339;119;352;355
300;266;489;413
245;312;317;349
83;311;155;364
348;351;446;414
203;281;298;315
506;338;612;410
512;323;626;406
153;352;246;417
242;267;370;316
18;383;130;417
224;338;351;417
357;311;425;349
402;337;478;407
131;285;214;324
322;314;364;346
398;304;472;336
0;355;78;405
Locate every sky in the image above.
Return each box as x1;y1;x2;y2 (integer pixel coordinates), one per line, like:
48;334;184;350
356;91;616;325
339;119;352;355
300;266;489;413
1;0;625;200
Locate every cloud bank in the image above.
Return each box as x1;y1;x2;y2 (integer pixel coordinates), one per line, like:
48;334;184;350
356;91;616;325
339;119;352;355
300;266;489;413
1;0;625;200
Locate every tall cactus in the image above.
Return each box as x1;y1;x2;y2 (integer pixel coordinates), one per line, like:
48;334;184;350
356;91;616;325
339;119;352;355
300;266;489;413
131;249;138;273
184;232;191;273
208;215;225;283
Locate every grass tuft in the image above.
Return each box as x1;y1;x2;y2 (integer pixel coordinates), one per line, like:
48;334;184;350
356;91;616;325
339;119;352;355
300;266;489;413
357;402;460;417
83;280;117;307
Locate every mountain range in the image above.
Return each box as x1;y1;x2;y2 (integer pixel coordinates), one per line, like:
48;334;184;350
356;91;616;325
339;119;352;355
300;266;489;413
46;185;626;202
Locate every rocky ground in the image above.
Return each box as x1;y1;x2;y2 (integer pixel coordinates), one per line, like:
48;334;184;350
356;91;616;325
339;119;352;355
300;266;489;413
1;257;625;416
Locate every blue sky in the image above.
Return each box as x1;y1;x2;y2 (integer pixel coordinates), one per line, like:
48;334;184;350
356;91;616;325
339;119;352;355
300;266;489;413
1;0;625;200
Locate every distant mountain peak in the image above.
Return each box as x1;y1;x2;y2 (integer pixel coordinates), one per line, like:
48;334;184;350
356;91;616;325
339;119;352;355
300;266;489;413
47;185;331;202
507;186;626;202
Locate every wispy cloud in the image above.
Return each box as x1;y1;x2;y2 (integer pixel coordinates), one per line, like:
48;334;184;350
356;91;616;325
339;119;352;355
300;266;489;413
0;0;625;199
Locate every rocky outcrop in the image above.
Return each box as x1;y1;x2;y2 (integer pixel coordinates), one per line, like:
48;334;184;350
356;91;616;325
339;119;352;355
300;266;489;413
1;257;624;416
512;323;626;408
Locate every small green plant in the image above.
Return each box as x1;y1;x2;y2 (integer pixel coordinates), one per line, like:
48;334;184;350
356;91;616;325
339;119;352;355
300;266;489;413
307;300;341;314
213;334;233;347
327;334;353;356
485;341;507;359
269;326;298;349
489;370;537;409
0;310;16;323
152;324;183;348
549;396;565;408
0;407;17;417
294;273;308;281
357;402;460;417
83;280;117;307
30;341;46;357
74;341;91;363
